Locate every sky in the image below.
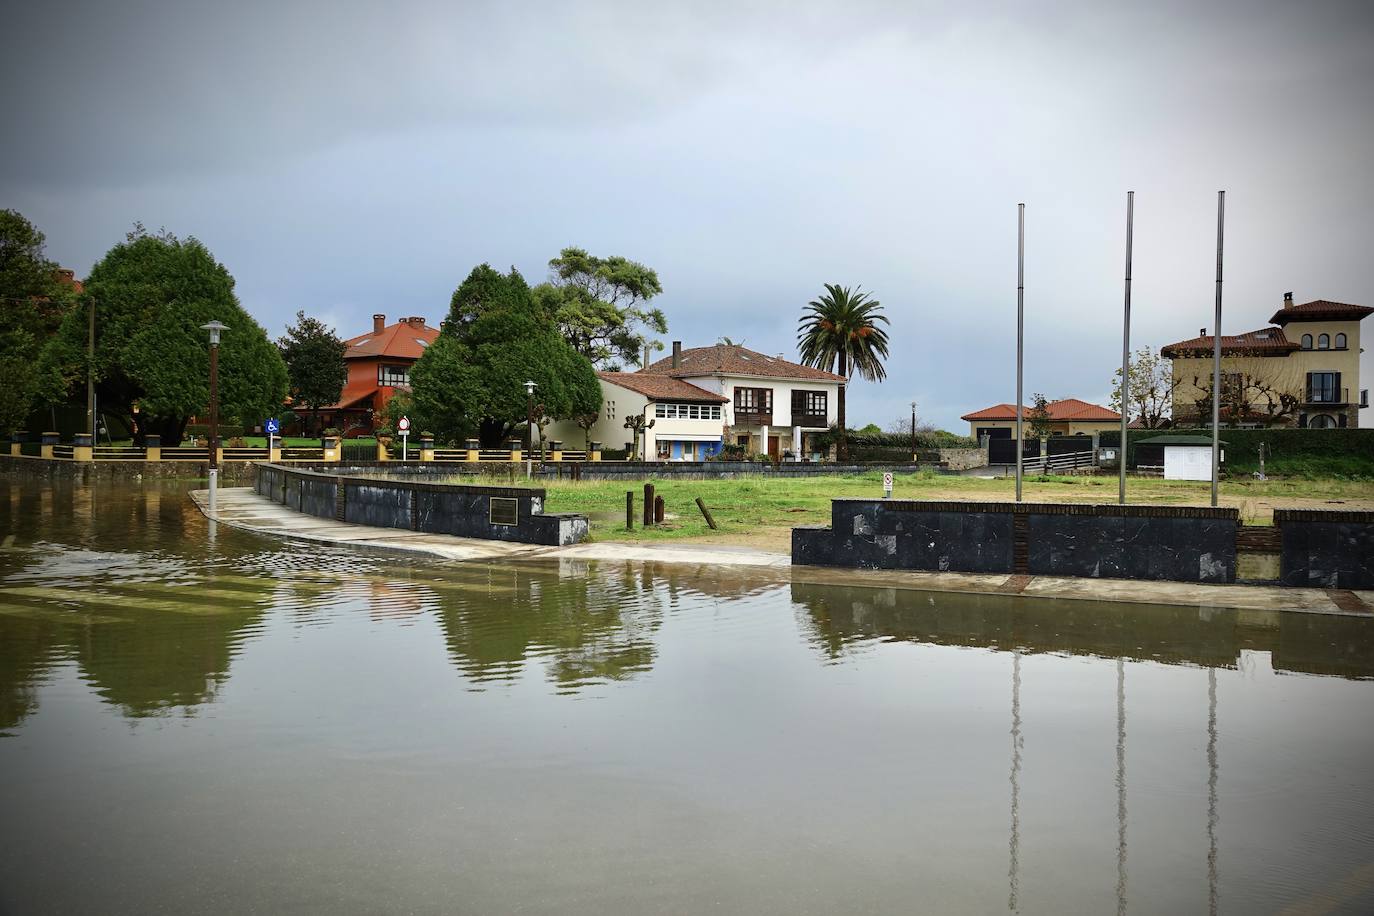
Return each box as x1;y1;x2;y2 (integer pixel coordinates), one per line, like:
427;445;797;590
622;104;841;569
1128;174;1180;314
3;0;1373;429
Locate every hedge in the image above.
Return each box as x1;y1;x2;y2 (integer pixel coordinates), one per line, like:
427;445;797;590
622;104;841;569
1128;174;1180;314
812;429;979;450
1100;427;1374;478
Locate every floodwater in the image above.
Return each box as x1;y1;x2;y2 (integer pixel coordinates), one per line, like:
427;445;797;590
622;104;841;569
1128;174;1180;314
2;480;1373;915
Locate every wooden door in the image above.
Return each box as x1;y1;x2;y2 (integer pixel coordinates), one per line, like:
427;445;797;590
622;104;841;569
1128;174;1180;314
768;435;780;458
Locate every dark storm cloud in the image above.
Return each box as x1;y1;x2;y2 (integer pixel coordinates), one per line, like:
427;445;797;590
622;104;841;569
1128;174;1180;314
3;0;1373;427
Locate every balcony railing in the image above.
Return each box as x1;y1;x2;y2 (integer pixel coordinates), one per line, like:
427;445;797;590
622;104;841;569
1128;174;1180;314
1304;387;1349;405
790;412;829;428
732;409;773;426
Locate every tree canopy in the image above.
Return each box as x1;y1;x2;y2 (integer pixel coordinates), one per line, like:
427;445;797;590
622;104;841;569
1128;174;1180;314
278;310;348;429
410;264;601;445
1110;346;1178;429
0;209;76;434
530;247;666;369
36;226;286;443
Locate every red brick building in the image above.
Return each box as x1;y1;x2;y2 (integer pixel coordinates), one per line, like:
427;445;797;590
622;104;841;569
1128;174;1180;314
311;314;439;435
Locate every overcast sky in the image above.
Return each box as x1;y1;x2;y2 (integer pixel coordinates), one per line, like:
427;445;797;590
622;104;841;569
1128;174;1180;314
4;0;1372;428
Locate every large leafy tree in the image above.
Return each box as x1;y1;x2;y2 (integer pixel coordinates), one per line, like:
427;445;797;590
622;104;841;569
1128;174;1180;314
37;226;287;444
278;310;347;435
797;283;890;460
410;265;601;445
0;210;76;434
530;246;667;369
1110;346;1179;429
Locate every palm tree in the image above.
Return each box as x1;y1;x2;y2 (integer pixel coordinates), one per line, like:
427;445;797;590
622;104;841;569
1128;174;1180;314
797;283;890;460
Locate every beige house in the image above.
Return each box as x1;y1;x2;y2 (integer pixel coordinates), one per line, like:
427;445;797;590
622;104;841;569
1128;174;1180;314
961;398;1121;440
1161;294;1371;428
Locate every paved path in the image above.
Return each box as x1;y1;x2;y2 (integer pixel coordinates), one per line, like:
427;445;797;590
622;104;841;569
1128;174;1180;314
192;487;1370;617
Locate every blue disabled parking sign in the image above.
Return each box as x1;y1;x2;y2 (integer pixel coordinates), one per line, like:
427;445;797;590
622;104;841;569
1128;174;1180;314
265;418;280;435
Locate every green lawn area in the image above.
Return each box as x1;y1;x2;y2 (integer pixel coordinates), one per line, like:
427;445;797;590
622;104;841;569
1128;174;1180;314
506;471;1374;551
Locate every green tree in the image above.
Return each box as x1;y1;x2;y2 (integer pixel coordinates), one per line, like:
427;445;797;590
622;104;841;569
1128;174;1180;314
36;226;287;444
0;210;76;434
796;283;890;460
410;265;602;445
277;311;347;435
1028;392;1054;439
530;246;667;369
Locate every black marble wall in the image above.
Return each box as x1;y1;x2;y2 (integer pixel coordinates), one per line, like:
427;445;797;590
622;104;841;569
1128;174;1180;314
1276;510;1374;589
794;499;1238;584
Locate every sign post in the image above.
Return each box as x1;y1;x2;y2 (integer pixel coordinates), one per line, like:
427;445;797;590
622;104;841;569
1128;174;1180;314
265;417;279;456
398;416;411;461
883;471;894;499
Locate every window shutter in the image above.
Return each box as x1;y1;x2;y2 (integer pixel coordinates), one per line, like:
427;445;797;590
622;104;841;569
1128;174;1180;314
1298;413;1308;428
1338;413;1348;428
1334;372;1342;403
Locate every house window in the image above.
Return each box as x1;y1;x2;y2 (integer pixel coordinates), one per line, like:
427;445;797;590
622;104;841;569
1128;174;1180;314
606;400;616;420
653;403;722;420
1306;371;1340;403
733;387;772;418
1301;334;1313;349
1335;333;1347;349
656;440;671;459
1318;333;1330;349
790;389;828;421
1309;414;1336;429
378;364;410;386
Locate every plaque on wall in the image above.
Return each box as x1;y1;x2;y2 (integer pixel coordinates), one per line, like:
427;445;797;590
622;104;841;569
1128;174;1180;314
489;497;519;526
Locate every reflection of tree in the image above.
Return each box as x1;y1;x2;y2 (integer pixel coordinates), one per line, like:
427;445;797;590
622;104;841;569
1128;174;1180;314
437;562;666;690
0;617;59;734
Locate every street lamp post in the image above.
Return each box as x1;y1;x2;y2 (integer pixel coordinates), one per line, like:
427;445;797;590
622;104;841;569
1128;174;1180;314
910;400;918;463
524;380;536;479
202;321;228;515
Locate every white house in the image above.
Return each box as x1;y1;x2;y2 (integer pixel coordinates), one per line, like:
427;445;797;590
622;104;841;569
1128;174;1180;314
550;342;845;460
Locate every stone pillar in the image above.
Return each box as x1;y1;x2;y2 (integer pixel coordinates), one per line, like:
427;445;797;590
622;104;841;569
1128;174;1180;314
145;434;162;462
507;439;522;463
72;432;94;462
376;440;391;462
589;441;602;462
419;437;435;462
759;424;769;458
41;431;59;459
323;436;341;462
792;425;801;462
550;440;563;462
267;439;280;462
10;431;25;457
465;438;480;462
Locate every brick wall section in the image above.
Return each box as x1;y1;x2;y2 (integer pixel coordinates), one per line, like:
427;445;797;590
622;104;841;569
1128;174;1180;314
1274;508;1374;589
794;499;1239;584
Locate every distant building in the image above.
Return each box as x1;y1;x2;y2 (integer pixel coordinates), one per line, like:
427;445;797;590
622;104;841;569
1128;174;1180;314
549;342;845;460
960;399;1121;440
1161;294;1371;428
310;314;439;435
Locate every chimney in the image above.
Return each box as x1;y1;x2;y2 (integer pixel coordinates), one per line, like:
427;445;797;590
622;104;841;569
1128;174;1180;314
1200;328;1207;337
373;313;385;334
1283;291;1294;309
671;341;682;369
643;344;651;370
407;316;426;328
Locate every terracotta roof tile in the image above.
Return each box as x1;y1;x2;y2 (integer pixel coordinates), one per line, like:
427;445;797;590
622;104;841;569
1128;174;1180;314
961;398;1121;422
643;344;846;382
1269;299;1373;325
1160;326;1299;358
598;371;727;403
343;319;440;360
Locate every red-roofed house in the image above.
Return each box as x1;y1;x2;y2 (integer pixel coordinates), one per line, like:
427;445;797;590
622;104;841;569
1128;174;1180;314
307;313;440;435
1161;293;1370;428
961;398;1122;440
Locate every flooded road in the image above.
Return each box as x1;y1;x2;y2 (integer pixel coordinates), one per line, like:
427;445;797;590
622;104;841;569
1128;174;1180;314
3;478;1373;914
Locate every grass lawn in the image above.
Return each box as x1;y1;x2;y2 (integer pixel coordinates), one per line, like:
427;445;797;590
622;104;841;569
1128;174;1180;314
505;471;1374;552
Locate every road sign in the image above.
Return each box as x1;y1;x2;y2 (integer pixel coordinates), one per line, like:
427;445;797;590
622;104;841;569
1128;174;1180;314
397;416;411;433
883;472;894;498
265;418;280;435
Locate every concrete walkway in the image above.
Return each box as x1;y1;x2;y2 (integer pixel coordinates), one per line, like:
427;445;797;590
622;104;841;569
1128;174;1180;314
192;487;1371;617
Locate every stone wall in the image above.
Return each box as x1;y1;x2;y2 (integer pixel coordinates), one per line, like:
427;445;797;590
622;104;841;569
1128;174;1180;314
254;463;588;546
794;499;1239;584
1;454;258;482
935;447;988;471
1275;509;1374;589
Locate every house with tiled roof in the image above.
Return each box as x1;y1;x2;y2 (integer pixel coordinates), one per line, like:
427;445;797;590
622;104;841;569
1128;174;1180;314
961;398;1122;440
549;341;844;460
1161;293;1371;428
308;313;440;434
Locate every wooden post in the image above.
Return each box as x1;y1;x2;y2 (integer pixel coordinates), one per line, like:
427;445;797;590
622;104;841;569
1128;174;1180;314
654;495;665;524
643;483;655;527
695;497;718;529
626;491;634;530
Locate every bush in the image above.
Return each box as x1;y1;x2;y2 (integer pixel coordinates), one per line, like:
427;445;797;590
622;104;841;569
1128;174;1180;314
1100;427;1374;479
813;428;979;451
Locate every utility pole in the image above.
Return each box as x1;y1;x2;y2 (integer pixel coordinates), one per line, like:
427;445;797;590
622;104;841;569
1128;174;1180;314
910;400;917;462
1119;191;1134;505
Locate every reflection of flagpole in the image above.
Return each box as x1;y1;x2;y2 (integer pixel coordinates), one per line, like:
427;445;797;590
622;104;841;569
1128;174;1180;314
1009;650;1022;911
1116;658;1128;916
1207;668;1219;915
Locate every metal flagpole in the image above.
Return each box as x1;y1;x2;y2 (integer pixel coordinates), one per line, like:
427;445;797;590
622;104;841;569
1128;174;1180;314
1119;192;1134;504
1211;191;1225;507
1016;203;1025;502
